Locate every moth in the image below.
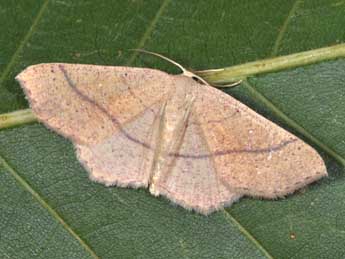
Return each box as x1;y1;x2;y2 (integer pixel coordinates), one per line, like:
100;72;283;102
16;56;327;214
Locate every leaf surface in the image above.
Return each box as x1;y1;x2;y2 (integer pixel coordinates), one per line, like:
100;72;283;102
0;1;345;258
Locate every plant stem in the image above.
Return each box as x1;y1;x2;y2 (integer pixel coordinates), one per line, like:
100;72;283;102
0;109;36;129
197;43;345;85
1;43;345;129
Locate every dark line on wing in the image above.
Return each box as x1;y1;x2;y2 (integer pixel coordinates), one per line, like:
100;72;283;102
172;138;298;159
189;113;237;126
59;65;298;160
59;65;150;149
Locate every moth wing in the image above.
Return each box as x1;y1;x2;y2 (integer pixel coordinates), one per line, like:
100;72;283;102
76;103;163;187
16;63;178;188
16;63;172;145
193;83;327;198
151;110;242;215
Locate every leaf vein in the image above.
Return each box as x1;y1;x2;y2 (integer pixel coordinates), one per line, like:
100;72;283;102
242;80;345;166
0;155;100;259
0;0;49;89
126;0;172;65
222;210;274;259
271;0;302;56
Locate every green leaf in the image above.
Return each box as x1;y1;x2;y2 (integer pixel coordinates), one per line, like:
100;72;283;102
0;0;344;258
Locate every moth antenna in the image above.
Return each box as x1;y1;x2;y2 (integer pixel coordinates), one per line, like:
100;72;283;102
130;49;210;85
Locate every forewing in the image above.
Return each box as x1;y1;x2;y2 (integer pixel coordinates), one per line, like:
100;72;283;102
193;82;327;198
16;63;172;145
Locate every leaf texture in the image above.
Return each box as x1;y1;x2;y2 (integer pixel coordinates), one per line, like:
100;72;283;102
0;0;344;258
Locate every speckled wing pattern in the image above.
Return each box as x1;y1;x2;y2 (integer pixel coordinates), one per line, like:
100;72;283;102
16;63;327;214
